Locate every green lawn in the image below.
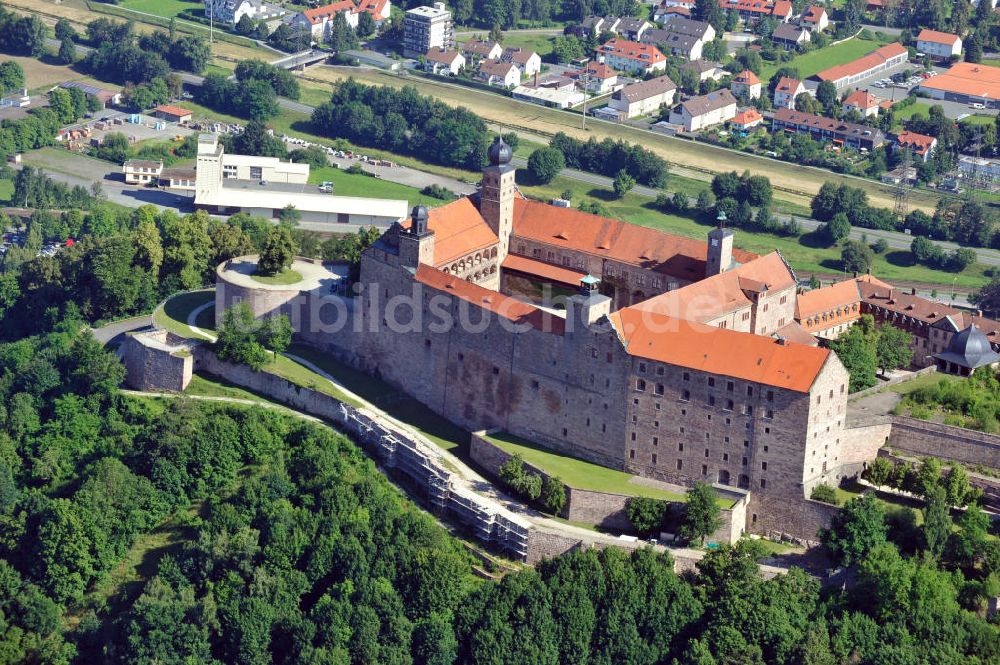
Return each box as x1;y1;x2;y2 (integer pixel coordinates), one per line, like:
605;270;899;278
519;175;991;289
153;290;214;340
498;33;555;57
892;101;933;122
888;371;962;395
268;353;364;407
285;343;470;451
120;0;202;19
308;166;449;204
760;36;891;82
0;179;12;203
251;268;303;285
486;431;736;508
755;538;803;555
959;114;996;127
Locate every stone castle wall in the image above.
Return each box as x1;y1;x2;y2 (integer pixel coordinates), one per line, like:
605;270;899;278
889;417;1000;471
122;329;193;392
470;432;745;544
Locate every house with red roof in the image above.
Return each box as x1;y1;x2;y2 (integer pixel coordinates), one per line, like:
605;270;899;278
773;76;805;109
895;130;937;161
476;60;521;88
730;108;763;131
720;0;792;23
799;5;828;31
424;47;465;75
290;0;390;40
732;69;762;99
599;38;667;75
916;29;963;60
842;89;880;118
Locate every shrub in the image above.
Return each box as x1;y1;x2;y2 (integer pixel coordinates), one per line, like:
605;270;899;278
625;497;669;536
420;184;456;200
810;484;838;505
540;476;567;515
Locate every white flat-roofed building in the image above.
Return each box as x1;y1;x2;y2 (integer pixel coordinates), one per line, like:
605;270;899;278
512;85;586;109
404;3;454;57
220;153;310;184
194;134;407;226
123;159;163;184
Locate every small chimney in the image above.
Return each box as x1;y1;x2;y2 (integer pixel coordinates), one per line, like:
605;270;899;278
911;287;917;295
776;336;787;345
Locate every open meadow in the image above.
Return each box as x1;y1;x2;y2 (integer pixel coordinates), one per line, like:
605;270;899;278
759;35;892;82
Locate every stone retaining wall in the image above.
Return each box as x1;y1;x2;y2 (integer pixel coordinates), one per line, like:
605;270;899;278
889;417;1000;471
470;431;746;544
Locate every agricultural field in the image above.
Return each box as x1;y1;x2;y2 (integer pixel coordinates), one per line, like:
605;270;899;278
4;55;89;93
298;66;943;213
120;0;202;20
759;35;893;82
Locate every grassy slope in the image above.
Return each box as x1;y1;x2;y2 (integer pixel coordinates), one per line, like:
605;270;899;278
153;290;215;340
120;0;202;19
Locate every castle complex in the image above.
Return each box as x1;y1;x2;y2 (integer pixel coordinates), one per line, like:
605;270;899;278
217;136;918;539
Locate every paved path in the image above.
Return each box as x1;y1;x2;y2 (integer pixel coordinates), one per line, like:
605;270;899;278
187;302;217;342
90;315;152;346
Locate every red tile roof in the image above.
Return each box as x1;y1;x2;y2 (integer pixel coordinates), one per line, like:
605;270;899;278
585;62;617;79
802;5;826;22
421;197;498;266
415;265;565;334
502;254;588;286
918;62;1000;101
775;76;803;93
843;89;879;110
720;0;791;16
610;308;832;392
916;29;961;46
154;104;193;118
510;199;757;280
731;108;763;126
896;130;936;156
600;38;666;64
302;0;355;24
629;252;795;323
733;69;760;86
425;47;462;65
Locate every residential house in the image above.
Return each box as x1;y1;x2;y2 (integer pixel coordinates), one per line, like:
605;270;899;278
800;5;828;31
668;88;737;131
771;107;886;150
581;15;621;35
806;42;908;92
680;59;725;81
424;47;465;75
477;60;521;88
355;0;390;24
159;167;197;191
123;159;163;185
204;0;285;25
730;108;763;131
461;39;502;61
916;29;962;60
720;0;793;23
599;38;667;75
654;0;696;21
773;76;805;109
662;15;716;41
617;17;651;40
772;22;810;50
291;0;359;40
650;30;704;60
579;62;619;94
842;89;880;117
731;69;762;99
608;75;677;118
501;47;542;76
896;130;937;162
